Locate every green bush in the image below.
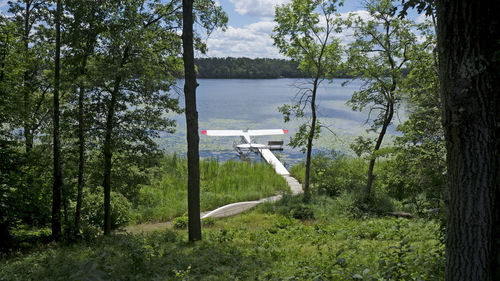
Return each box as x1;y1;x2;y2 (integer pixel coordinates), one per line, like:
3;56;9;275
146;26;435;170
290;153;368;197
173;216;216;229
201;217;216;227
9;226;52;251
173;216;188;229
333;191;394;218
261;194;315;220
79;186;132;238
290;204;314;220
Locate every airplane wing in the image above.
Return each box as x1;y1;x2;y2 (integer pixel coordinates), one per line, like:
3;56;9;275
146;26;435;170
201;129;288;136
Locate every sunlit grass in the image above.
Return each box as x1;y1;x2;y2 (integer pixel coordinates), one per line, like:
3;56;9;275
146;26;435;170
133;154;289;223
0;205;444;281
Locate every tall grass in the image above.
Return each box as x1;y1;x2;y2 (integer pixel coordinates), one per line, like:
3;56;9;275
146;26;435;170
134;154;289;222
290;154;368;196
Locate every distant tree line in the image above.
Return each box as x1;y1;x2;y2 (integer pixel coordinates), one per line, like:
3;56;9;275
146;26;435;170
195;57;304;78
194;57;354;79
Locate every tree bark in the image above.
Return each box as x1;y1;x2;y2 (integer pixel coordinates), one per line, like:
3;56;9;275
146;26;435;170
0;30;7;85
74;84;85;236
436;0;500;280
74;7;98;238
23;0;33;155
102;47;128;235
102;88;116;235
51;0;63;241
365;100;393;199
74;43;94;237
182;0;201;242
303;77;319;203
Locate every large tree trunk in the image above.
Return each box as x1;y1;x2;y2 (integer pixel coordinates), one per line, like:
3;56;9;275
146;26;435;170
74;12;98;238
102;47;128;235
23;0;33;155
74;45;93;237
102;90;116;235
436;0;500;280
182;0;201;242
51;0;63;241
303;78;319;203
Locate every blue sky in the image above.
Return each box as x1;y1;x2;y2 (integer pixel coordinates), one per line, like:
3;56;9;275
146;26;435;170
218;0;367;28
1;0;423;58
203;0;370;58
203;0;422;58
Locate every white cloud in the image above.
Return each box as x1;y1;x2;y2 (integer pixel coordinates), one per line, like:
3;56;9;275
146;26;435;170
205;21;284;58
416;13;432;24
229;0;289;17
202;9;377;58
0;0;9;9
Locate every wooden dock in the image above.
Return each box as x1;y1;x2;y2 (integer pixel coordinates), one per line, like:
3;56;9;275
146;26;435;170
258;148;289;175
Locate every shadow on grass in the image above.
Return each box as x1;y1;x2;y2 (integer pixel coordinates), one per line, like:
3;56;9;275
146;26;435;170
0;229;276;281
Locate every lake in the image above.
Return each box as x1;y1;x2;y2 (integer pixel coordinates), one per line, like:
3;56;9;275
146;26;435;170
160;78;402;166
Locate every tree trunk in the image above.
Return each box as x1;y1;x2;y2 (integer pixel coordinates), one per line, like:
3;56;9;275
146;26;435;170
102;47;128;235
365;100;393;199
51;0;63;241
182;0;201;242
436;0;500;280
74;84;85;236
0;31;7;86
74;19;97;237
0;220;11;253
102;90;116;235
23;0;33;155
304;78;319;203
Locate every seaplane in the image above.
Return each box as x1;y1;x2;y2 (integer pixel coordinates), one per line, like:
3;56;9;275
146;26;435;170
200;129;290;175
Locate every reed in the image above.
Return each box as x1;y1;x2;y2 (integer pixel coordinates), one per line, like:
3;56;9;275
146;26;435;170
134;154;289;222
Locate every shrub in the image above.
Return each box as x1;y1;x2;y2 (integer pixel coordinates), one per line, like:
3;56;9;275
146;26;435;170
290;153;368;197
290;204;314;220
78;186;132;238
173;216;188;229
172;216;216;229
201;217;216;227
261;194;315;220
334;191;394;218
9;226;52;251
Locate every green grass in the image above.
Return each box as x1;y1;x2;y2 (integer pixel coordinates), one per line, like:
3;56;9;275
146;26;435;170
134;155;289;223
0;202;444;280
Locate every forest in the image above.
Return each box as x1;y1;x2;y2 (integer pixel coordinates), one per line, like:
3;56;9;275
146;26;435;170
195;57;306;78
195;57;355;79
0;0;499;280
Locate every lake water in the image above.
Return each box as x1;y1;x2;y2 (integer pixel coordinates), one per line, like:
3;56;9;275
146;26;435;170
160;78;403;166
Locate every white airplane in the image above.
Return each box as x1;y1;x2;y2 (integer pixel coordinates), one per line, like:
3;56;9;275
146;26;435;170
200;129;290;175
200;129;288;153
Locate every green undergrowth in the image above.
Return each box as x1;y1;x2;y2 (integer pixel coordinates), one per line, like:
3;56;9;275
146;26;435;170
0;204;444;281
134;155;289;223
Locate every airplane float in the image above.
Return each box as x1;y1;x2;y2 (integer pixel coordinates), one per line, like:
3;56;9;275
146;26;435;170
200;129;290;175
